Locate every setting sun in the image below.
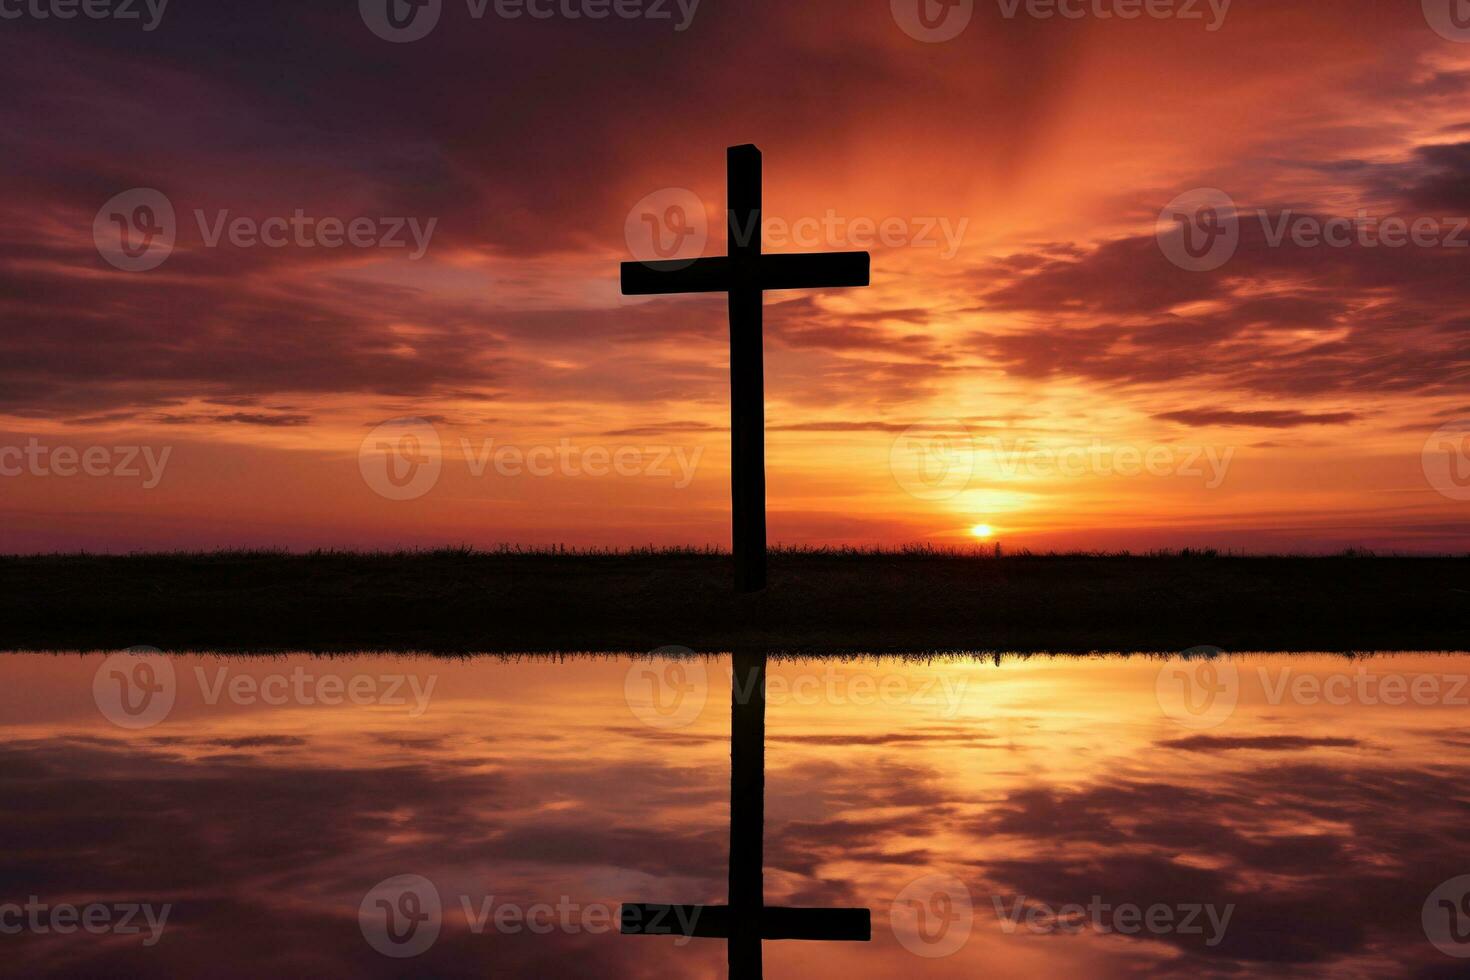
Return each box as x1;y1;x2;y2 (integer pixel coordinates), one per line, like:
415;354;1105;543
970;524;994;540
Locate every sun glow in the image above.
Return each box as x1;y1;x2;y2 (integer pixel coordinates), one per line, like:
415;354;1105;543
970;523;994;540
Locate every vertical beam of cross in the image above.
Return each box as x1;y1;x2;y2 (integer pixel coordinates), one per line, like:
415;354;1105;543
727;147;766;594
728;648;766;975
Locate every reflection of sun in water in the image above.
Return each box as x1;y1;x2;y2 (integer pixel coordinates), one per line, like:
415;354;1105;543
970;523;994;540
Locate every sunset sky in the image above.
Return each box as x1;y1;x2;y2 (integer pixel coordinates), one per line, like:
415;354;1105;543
3;0;1470;552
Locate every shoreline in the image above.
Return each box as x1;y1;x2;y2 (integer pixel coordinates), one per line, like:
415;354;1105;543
1;550;1465;654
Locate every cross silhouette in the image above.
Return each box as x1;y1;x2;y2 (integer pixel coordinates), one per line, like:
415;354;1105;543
621;145;871;592
620;651;872;978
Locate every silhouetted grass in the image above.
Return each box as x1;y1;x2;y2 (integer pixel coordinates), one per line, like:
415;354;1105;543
12;543;1457;561
1;548;1465;654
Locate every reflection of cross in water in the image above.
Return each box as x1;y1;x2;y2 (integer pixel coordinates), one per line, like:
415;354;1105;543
620;651;871;978
621;145;871;593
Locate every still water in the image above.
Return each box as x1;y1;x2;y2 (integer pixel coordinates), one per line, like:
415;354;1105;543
1;652;1468;977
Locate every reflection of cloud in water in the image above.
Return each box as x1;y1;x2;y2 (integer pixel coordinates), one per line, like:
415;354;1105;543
0;654;1465;977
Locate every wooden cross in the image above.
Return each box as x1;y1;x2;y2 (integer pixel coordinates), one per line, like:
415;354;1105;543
621;145;871;593
620;651;871;978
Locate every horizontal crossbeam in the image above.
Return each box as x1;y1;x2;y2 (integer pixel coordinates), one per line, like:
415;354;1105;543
622;257;731;295
619;903;871;941
760;252;870;291
621;251;870;296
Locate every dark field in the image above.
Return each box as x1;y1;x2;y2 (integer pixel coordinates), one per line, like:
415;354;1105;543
2;548;1466;654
